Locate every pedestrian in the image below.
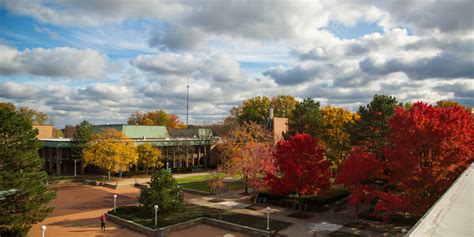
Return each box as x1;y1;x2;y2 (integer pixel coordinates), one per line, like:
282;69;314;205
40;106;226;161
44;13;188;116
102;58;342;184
100;213;107;231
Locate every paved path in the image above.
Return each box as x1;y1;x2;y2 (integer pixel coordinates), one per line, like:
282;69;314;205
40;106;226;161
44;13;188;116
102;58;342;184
29;183;145;237
187;190;409;237
27;181;216;237
100;171;212;187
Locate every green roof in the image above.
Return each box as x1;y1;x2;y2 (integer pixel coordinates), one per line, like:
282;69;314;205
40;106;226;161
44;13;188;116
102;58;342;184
92;125;169;139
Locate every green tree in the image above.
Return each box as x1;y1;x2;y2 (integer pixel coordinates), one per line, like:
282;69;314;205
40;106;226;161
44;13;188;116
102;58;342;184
137;143;163;174
71;121;93;173
346;94;398;158
83;129;138;180
17;107;48;125
0;108;56;236
138;169;183;213
270;95;297;118
232;96;271;124
287;98;324;138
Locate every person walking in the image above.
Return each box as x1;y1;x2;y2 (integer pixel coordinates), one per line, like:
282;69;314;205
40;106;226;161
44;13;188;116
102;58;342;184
100;213;107;231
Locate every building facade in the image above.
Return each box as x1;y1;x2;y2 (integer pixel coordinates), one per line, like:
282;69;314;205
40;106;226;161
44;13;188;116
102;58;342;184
38;125;218;175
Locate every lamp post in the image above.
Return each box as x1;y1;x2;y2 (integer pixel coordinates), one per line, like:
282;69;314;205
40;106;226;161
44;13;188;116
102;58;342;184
154;205;159;227
41;225;46;237
266;207;271;230
113;194;117;213
73;160;78;177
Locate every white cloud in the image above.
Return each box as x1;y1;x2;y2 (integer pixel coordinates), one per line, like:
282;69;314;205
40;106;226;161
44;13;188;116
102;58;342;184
0;45;108;79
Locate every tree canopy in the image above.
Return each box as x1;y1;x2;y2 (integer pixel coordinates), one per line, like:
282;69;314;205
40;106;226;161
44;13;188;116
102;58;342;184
287;98;324;138
127;110;186;128
137;143;163;174
346;94;398;158
230;95;297;124
71;120;93;162
83;128;138;180
0;107;55;235
266;133;331;206
320;105;359;174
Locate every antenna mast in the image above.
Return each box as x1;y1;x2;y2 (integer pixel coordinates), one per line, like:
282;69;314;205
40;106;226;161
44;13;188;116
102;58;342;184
186;78;189;127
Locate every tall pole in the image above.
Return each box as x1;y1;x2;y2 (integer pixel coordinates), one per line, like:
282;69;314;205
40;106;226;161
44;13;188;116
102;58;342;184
186;78;189;128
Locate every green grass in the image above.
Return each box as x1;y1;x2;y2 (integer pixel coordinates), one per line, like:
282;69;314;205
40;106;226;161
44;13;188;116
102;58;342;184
111;203;291;231
176;174;244;192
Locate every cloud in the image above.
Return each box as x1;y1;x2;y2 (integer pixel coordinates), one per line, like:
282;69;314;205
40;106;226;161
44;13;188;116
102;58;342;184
0;45;108;79
263;64;327;85
359;52;474;79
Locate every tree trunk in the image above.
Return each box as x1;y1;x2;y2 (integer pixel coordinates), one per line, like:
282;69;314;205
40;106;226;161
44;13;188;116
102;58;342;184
244;176;249;194
108;171;111;180
356;204;359;222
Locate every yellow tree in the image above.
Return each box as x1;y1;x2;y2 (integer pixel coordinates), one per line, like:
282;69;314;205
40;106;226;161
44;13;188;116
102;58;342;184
320;105;359;174
137;143;163;174
83;128;138;180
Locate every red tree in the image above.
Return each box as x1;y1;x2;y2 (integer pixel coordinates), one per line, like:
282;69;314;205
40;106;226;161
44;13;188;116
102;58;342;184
375;102;473;218
336;147;384;218
266;133;331;205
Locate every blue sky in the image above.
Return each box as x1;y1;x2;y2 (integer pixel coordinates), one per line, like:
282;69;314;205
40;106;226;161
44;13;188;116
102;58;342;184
0;1;472;127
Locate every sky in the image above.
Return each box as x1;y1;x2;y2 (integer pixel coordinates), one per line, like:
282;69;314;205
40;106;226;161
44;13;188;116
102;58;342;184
0;0;472;128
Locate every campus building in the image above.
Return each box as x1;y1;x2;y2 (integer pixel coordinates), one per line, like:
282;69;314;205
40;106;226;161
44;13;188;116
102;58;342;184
38;124;218;175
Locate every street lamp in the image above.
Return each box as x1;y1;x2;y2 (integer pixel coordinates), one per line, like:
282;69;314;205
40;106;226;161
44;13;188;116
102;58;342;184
154;205;159;227
265;207;271;230
41;225;46;237
113;194;117;213
73;160;78;177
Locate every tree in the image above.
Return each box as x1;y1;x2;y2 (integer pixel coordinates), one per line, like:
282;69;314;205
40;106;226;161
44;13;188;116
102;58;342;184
17;107;48;125
270;95;297;118
71;121;93;173
374;102;473;218
83;128;138;180
336;148;384;220
137;143;163;174
0;107;55;236
287;98;324;138
207;169;225;201
138;169;183;213
52;127;64;138
436;100;471;112
234;96;271;124
216;121;272;175
266;133;331;209
235;142;275;195
127;110;185;128
0;102;15;111
346;94;398;158
320;105;359;174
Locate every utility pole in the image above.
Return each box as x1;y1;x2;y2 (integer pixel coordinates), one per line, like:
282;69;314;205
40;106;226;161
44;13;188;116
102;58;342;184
186;78;189;128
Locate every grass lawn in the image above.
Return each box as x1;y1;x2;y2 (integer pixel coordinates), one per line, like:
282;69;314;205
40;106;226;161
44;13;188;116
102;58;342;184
176;174;244;192
111;203;291;231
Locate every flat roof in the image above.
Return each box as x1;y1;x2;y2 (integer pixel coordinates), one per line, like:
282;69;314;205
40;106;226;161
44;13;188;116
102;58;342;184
408;163;473;237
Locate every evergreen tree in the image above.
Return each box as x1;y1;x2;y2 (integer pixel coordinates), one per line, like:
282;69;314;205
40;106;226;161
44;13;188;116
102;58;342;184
71;120;93;170
346;94;398;158
138;169;183;213
0;107;55;236
287;98;324;138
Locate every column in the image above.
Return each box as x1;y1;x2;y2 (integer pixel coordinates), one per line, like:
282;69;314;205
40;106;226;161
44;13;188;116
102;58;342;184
48;147;53;174
56;147;62;175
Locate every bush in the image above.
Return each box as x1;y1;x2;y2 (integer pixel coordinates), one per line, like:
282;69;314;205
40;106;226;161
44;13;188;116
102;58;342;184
138;169;183;213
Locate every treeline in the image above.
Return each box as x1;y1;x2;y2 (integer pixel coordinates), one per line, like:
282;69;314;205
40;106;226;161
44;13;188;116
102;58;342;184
216;94;473;220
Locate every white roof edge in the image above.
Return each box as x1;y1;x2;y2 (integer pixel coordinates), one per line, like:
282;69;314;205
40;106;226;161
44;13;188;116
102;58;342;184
408;163;473;237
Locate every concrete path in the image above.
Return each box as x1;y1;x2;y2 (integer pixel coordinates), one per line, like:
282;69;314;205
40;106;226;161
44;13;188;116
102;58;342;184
187;190;408;237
